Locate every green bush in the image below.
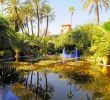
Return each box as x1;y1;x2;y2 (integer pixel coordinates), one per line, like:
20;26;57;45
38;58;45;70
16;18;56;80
0;51;5;56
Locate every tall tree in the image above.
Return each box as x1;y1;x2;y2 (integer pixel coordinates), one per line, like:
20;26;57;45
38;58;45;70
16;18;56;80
42;4;55;37
32;0;48;36
5;0;23;32
21;3;34;34
32;0;41;36
69;6;75;28
83;0;110;25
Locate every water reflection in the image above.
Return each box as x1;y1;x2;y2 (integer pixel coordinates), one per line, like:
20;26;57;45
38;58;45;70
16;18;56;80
1;62;110;100
0;63;20;100
0;86;19;100
24;71;55;100
22;70;93;100
67;80;73;99
0;63;19;85
64;71;93;84
65;72;93;100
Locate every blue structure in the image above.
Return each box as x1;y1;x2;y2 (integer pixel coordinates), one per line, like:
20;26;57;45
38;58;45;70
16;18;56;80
62;48;79;59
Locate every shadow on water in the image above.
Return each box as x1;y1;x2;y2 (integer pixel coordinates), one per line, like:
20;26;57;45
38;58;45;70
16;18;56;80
0;63;20;85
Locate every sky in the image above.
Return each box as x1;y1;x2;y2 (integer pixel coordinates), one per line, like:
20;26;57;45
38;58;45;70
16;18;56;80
48;0;110;35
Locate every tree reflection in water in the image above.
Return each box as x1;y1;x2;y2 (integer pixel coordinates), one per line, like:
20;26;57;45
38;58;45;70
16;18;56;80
9;62;110;100
24;70;55;100
64;70;110;100
65;71;94;100
0;63;20;100
64;71;93;84
0;63;19;85
67;79;73;99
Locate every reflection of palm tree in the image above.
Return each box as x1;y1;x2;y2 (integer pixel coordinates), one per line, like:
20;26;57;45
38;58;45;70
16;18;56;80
25;72;30;88
38;71;55;100
35;72;39;99
0;63;19;85
67;80;73;99
24;71;41;99
25;71;34;89
44;71;48;91
26;71;55;100
30;71;33;86
86;92;90;100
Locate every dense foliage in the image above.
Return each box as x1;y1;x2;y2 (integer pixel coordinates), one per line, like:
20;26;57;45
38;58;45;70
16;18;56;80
0;16;13;49
55;23;110;63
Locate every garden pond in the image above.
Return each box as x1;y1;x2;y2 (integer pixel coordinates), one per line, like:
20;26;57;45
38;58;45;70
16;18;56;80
0;58;110;100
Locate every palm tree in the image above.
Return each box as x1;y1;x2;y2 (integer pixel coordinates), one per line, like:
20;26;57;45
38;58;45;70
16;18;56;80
8;32;28;62
42;4;55;37
32;0;48;36
21;3;34;34
31;0;42;36
69;6;75;28
5;0;23;32
83;0;110;25
39;10;44;32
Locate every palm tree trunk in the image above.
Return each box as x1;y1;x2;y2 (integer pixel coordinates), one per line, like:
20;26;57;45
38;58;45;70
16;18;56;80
27;23;30;34
15;52;20;62
37;6;40;37
71;13;73;28
96;1;100;25
15;7;20;32
15;19;19;32
45;15;49;37
26;19;30;34
21;24;24;33
23;24;26;32
30;19;34;35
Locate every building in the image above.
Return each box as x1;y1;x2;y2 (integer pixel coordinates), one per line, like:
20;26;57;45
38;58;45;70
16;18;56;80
61;24;72;33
